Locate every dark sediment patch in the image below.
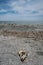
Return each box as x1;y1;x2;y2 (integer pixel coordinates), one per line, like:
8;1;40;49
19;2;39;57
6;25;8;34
0;30;43;40
36;51;43;56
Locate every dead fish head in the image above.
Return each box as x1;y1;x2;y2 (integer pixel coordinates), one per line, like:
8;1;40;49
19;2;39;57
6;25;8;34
18;49;27;62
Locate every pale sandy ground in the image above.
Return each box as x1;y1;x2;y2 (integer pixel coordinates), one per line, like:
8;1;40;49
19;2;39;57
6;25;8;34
0;35;43;65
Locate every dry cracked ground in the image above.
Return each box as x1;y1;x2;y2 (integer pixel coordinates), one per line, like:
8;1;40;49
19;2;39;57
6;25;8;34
0;35;43;65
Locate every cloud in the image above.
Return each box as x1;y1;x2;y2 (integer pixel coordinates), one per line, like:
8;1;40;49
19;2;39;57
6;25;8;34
0;0;43;21
31;11;39;14
0;9;7;12
9;0;43;16
0;13;43;23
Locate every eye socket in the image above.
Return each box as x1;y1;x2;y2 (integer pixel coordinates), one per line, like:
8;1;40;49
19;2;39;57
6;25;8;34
21;52;25;55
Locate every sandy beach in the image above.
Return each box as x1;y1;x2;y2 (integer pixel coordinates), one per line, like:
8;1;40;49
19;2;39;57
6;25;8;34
0;24;43;65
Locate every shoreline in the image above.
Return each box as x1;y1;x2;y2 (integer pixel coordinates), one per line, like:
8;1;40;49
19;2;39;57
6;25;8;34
0;24;43;40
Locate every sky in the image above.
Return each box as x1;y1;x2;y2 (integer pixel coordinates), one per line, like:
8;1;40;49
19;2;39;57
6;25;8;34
0;0;43;23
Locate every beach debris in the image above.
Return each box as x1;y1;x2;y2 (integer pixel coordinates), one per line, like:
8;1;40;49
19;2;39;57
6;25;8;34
18;49;28;62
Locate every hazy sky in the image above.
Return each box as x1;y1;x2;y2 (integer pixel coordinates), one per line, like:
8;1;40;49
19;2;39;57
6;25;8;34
0;0;43;22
